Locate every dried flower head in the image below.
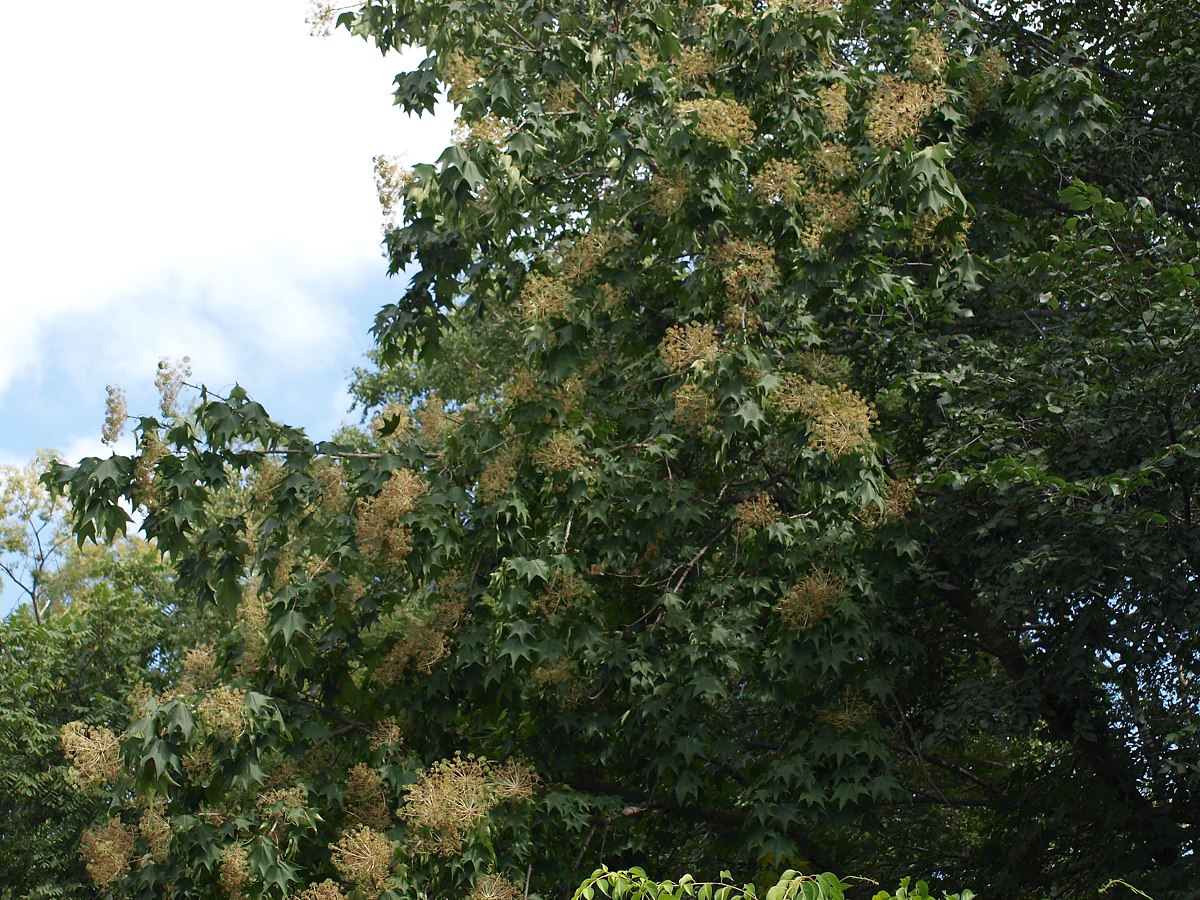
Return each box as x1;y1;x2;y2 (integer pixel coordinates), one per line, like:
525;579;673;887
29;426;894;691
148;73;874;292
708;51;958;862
910;32;949;83
970;45;1011;106
355;469;428;566
197;685;248;742
154;356;192;419
800;188;861;251
237;593;268;675
659;322;720;373
298;881;348;900
374;155;414;224
649;174;687;218
61;722;123;789
181;644;219;687
471;874;523;900
401;753;522;856
306;1;337;36
678;48;715;83
734;492;782;533
812;142;856;183
777;569;844;630
715;239;780;304
454;114;512;148
370;402;412;447
677;98;756;147
332;825;395;899
478;444;521;503
132;427;167;508
530;570;592;617
81;818;135;889
139;802;173;863
346;763;391;830
102;385;128;445
441;51;483;105
531;430;586;474
218;844;250;898
817;81;849;133
531;657;588;708
772;375;877;457
183;743;216;781
865;75;945;149
518;273;572;324
559;230;620;286
674;381;717;429
374;622;451;685
724;302;763;336
819;690;876;733
753;158;807;205
369;720;405;752
883;477;918;521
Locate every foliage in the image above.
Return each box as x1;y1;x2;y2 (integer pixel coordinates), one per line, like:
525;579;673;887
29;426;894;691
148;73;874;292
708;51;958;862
44;0;1198;897
0;538;213;898
571;868;974;900
1;453;74;623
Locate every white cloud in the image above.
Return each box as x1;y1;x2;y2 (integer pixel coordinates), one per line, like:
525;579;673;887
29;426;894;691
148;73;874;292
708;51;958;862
0;0;452;400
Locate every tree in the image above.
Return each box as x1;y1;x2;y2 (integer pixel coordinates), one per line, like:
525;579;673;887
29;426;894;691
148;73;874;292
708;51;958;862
0;536;214;898
1;453;75;623
48;0;1197;897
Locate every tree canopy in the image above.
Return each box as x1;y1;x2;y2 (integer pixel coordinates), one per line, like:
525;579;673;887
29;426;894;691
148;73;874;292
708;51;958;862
43;0;1198;897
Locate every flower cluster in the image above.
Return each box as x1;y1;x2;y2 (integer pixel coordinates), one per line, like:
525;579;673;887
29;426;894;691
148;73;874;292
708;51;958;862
139;801;173;863
819;691;876;733
659;322;720;373
374;622;451;685
518;273;572;324
332;825;395;900
80;818;135;888
354;469;428;566
678;48;715;83
817;81;849;133
715;239;780;304
441;51;483;105
373;155;414;223
218;844;250;898
401;754;536;856
237;594;268;675
771;375;877;457
649;174;687;218
734;492;782;533
530;570;592;617
478;444;521;503
297;881;348;900
305;1;337;36
559;229;620;286
346;763;391;830
799;188;861;251
454;114;512;148
531;430;586;474
132;427;166;508
674;381;717;429
196;685;248;741
154;355;191;418
370;719;405;751
102;385;127;445
471;874;523;900
677;98;756;147
60;722;122;789
776;569;844;630
181;643;219;687
753;158;808;205
910;32;948;82
865;75;945;149
532;657;589;708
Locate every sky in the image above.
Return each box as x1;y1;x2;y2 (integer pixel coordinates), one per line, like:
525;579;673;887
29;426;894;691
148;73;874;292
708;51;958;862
0;1;453;470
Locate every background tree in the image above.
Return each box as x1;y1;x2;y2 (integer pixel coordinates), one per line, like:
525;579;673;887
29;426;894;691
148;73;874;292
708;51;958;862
48;0;1197;897
1;454;75;623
